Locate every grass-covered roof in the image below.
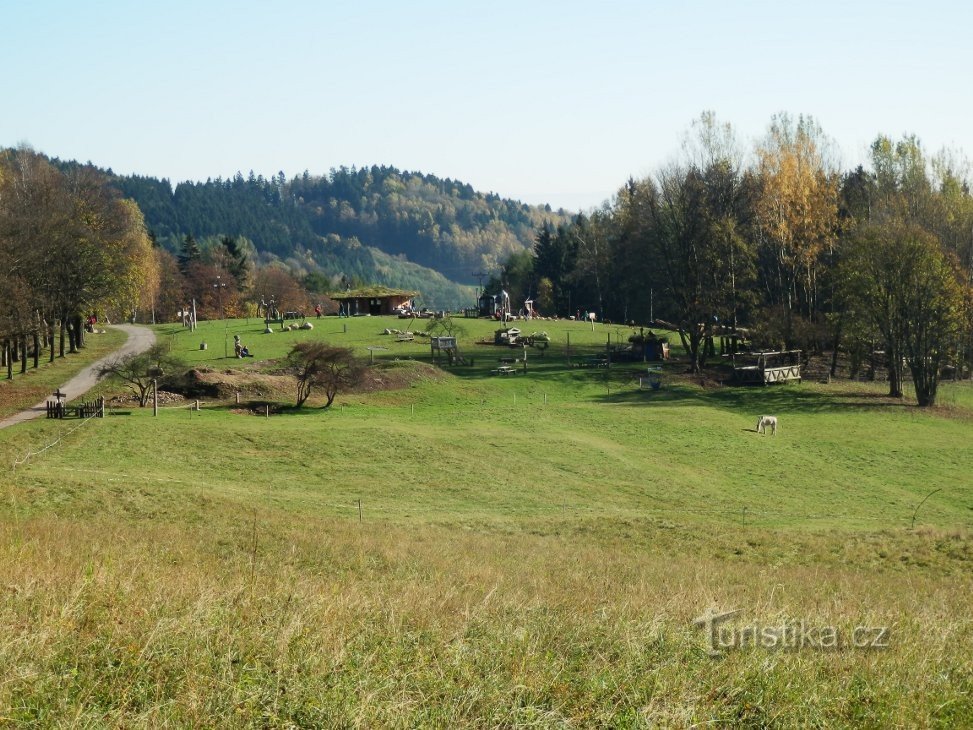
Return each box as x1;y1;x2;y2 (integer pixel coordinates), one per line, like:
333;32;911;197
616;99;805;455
328;286;419;300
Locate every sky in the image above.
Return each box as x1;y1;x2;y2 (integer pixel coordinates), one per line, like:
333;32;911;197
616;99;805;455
3;0;973;212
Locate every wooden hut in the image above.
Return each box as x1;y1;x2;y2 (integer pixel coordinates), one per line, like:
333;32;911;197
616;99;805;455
328;287;418;316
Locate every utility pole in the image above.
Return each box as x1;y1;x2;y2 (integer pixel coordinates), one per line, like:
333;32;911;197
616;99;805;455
473;271;487;302
214;276;227;357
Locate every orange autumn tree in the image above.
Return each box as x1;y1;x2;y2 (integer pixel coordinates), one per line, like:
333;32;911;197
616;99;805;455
754;114;840;346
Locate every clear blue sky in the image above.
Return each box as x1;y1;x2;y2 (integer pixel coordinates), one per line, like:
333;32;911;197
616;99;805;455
3;0;972;211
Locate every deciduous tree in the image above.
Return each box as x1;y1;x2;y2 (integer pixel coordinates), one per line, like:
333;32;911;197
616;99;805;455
841;222;966;405
97;343;185;407
287;342;363;408
754;114;839;343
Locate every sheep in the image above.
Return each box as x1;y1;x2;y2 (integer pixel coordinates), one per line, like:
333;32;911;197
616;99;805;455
756;415;778;435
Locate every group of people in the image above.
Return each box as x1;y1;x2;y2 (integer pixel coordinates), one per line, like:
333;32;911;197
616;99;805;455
233;335;253;358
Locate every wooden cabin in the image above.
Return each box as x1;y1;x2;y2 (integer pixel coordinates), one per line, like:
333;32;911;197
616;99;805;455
329;287;418;316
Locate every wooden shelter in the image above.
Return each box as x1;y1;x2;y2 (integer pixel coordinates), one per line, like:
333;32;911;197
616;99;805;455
732;350;803;385
328;287;418;316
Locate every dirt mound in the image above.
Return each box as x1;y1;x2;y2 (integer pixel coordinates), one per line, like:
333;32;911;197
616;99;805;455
171;360;440;402
355;360;443;393
177;368;293;400
108;390;186;406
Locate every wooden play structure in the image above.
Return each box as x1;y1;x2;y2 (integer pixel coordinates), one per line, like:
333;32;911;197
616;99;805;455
430;336;469;366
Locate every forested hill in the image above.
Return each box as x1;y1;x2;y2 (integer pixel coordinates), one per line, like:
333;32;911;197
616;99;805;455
111;165;570;307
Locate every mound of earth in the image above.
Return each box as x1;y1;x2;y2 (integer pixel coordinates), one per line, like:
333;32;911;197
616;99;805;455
176;367;293;400
107;390;186;406
355;360;443;393
172;360;441;402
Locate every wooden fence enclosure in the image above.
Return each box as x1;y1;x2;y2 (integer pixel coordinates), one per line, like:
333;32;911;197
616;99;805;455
46;396;105;419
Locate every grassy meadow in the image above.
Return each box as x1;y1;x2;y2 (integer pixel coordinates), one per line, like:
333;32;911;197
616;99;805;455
0;315;971;726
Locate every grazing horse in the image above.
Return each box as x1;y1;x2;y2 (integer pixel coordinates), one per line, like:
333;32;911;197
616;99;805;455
756;415;778;435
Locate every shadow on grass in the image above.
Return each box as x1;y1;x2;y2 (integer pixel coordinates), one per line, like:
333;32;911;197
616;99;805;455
443;345;650;383
208;400;336;418
592;381;918;415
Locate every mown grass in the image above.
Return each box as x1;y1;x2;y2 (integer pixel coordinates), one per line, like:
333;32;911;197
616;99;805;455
0;315;971;726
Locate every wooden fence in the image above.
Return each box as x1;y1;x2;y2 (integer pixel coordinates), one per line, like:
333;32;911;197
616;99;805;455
46;396;105;419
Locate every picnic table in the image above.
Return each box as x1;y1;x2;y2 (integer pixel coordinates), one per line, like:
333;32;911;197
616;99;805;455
491;365;517;376
573;356;608;368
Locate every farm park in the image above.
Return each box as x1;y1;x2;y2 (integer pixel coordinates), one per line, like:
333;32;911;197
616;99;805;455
0;314;970;726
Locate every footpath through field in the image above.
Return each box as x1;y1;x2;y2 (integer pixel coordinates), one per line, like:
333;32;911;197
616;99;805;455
0;324;156;431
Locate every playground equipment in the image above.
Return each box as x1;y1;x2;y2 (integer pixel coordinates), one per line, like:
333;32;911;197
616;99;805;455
497;291;511;321
430;336;469;366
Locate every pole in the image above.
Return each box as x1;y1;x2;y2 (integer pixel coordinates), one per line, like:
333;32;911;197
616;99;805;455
152;378;158;416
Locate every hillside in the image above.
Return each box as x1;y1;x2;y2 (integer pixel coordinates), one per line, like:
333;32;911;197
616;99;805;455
111;166;571;308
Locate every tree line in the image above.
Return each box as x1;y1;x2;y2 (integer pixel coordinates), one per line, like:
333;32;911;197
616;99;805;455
0;147;156;373
492;113;973;407
112;165;566;307
0;147;336;370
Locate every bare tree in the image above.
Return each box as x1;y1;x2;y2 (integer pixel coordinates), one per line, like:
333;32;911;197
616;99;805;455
97;343;184;407
287;342;364;408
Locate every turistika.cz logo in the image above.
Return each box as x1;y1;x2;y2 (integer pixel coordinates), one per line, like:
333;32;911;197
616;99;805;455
693;609;890;657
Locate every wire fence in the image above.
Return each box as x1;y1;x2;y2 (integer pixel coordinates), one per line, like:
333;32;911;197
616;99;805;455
11;410;101;471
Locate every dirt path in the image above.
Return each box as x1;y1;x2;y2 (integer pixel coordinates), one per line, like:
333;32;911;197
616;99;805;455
0;324;156;431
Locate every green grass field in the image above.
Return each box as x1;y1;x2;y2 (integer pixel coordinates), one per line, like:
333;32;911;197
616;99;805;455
0;315;970;726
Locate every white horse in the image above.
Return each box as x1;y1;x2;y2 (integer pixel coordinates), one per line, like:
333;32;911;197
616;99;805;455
756;415;778;435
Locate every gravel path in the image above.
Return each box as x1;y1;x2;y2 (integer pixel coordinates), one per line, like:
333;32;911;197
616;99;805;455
0;324;156;430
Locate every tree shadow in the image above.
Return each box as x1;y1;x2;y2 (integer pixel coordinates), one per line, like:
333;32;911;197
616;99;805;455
592;380;919;415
